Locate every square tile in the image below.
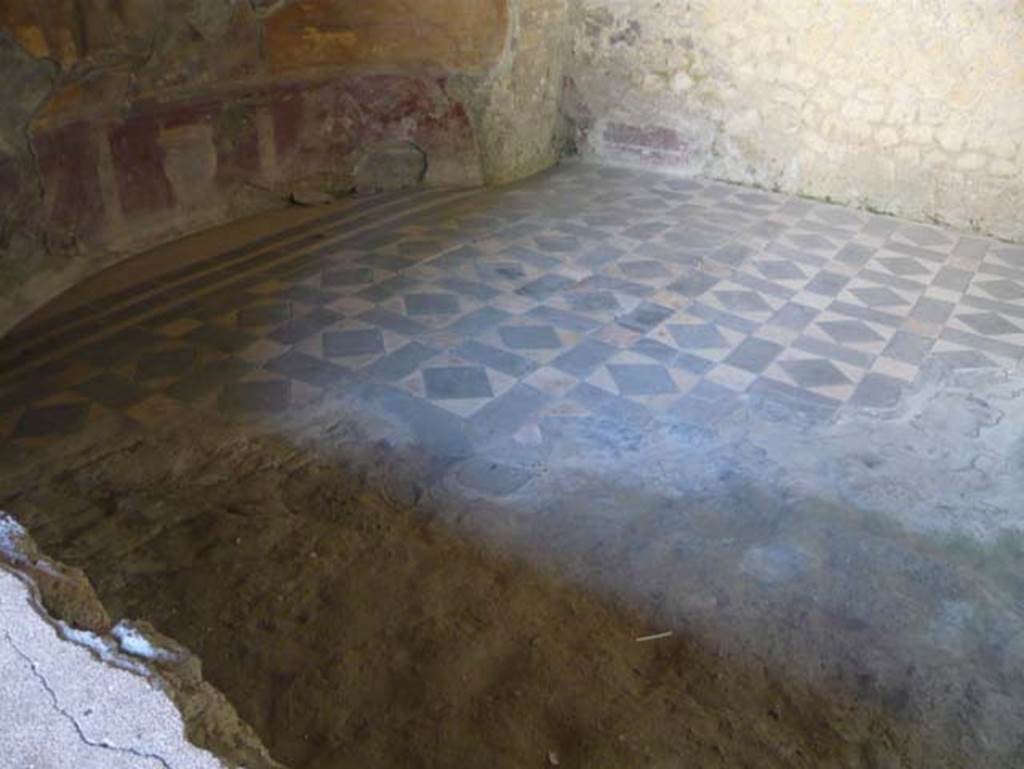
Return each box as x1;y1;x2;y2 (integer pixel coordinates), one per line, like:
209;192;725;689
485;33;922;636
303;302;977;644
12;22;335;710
724;337;783;373
323;329;386;357
499;325;562;350
423;366;494;400
13;402;91;439
404;293;461;316
606;363;678;396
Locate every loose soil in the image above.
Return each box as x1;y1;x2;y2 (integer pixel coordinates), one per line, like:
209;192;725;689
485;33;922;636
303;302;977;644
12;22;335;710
4;423;900;769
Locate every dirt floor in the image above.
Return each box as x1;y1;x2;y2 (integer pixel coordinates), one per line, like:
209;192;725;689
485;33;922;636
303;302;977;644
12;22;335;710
2;418;907;769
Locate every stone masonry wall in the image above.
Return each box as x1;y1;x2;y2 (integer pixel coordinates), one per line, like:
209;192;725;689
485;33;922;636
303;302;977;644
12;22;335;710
565;0;1024;242
0;0;567;334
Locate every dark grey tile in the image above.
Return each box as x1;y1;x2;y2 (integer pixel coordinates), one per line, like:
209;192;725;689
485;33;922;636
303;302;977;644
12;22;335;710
850;287;909;308
770;302;818;331
323;329;385;357
620;260;670;279
404;293;461;316
502;245;564;270
818;319;884;345
516;274;577;300
269;309;342;345
710;243;755;267
356;252;415;271
931;349;998;370
357;275;419;302
939;328;1024;362
534;235;580;253
975;279;1024;302
77;373;148;408
805;271;850;297
883;331;933;365
218;379;291;414
135;348;197;380
499;325;562;350
631;338;678;365
441;278;501;301
780;358;851;388
932;266;972;293
323;268;374;287
956;312;1021;337
793;336;874;368
552;339;617;377
358;308;426;337
714;290;774;314
424;366;493;399
910;297;955;324
849;373;903;409
669;323;729;350
667;270;719;297
528;305;603;332
469;383;548;441
568;382;652;426
364;342;439;382
457;341;538;378
266;350;354;390
689;301;760;334
826;301;903;329
834;242;875;268
878;256;929;277
451;457;535;496
165;358;254;402
725;337;783;373
756;260;806;281
565;291;621;314
13;402;91;439
278;285;337;306
616;302;673;333
576;275;655;298
367;383;471;460
237;302;292;328
607;363;678;395
443;307;511;337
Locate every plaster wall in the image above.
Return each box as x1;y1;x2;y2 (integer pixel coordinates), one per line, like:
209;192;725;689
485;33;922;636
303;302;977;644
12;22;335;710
565;0;1024;241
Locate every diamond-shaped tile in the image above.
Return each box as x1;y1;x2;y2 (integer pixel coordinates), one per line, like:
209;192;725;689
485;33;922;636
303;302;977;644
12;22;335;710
781;358;851;388
404;293;461;316
13;402;91;439
724;337;783;373
135;348;197;380
323;268;374;287
77;373;148;408
606;363;678;396
499;325;562;350
237;302;292;327
755;260;806;281
565;291;621;313
323;329;385;357
714;290;774;314
878;256;929;277
976;279;1024;302
620;260;670;279
669;323;729;349
219;379;291;414
423;366;494;399
818;319;884;345
667;271;718;297
851;287;909;308
956;312;1022;336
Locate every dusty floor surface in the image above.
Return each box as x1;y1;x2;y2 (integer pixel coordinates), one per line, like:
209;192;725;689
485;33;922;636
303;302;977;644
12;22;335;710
2;162;1024;768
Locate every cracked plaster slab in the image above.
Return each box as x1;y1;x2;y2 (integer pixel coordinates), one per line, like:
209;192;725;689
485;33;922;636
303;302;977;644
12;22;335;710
0;568;224;769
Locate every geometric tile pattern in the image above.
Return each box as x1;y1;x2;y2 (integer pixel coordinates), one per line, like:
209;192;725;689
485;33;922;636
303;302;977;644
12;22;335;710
2;163;1023;447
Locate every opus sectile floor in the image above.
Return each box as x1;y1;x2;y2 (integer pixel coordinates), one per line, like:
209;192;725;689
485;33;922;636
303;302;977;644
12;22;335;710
3;162;1024;447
